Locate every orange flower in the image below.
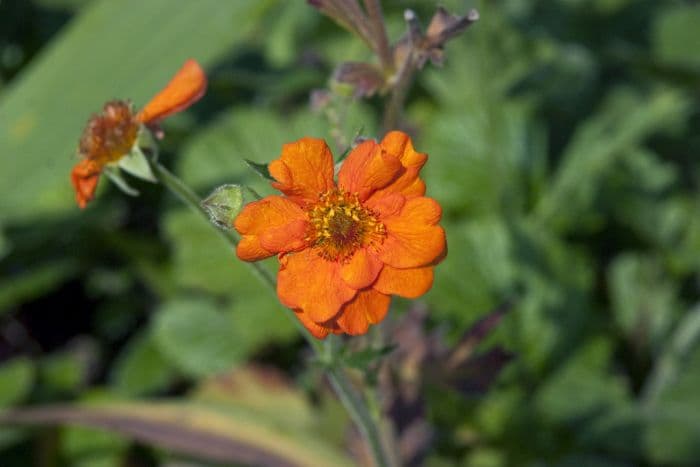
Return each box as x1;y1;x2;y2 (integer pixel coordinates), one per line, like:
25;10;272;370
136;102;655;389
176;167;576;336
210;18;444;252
234;132;446;338
71;59;207;208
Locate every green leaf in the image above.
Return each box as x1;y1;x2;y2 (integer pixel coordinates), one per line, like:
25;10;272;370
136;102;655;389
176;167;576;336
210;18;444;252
0;0;261;224
646;345;700;464
0;228;8;260
535;337;630;424
608;253;678;352
653;5;700;68
110;331;176;396
40;346;92;394
0;357;34;407
62;425;128;467
152;298;245;378
201;184;243;229
535;88;689;232
162;208;295;356
244;159;273;181
642;305;700;406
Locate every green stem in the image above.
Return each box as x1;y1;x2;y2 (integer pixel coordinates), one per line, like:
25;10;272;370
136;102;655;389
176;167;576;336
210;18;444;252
151;160;391;466
328;367;390;467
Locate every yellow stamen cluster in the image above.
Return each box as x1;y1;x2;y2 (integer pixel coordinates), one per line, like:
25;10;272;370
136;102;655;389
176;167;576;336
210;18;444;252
307;189;386;262
78;100;139;165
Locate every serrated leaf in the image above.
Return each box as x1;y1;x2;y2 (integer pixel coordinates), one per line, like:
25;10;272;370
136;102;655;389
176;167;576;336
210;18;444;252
201;184;243;230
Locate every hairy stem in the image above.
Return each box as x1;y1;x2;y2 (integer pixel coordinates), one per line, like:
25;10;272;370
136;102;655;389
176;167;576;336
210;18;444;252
328;367;391;467
151;160;391;466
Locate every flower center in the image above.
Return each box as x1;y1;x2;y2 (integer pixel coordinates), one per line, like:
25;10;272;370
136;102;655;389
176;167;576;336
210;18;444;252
307;189;386;262
79;100;140;166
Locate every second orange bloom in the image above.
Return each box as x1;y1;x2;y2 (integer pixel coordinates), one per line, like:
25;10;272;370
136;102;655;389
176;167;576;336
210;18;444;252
71;59;207;209
234;131;446;338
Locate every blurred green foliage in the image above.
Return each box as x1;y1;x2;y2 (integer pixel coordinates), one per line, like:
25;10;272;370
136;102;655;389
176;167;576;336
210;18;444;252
1;0;700;465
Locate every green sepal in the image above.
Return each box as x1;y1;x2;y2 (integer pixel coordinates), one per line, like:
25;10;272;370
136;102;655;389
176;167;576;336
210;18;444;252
244;159;273;181
201;184;243;229
103;166;139;197
118;145;157;183
136;125;159;161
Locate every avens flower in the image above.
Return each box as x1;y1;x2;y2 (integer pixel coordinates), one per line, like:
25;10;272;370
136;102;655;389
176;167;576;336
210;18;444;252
234;131;446;338
71;59;207;208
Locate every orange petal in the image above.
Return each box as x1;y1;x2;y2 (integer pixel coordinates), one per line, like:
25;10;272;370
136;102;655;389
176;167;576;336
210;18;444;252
340;248;383;289
378;197;446;268
373;265;434;299
136;59;207;124
293;308;341;340
70;159;101;209
337;139;403;201
367;131;427;203
269;138;335;205
336;289;391;335
365;192;405;219
277;248;357;322
234;195;308;262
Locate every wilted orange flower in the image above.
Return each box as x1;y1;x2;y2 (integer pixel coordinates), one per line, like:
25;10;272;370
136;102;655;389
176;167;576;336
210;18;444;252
71;59;207;208
234;132;446;338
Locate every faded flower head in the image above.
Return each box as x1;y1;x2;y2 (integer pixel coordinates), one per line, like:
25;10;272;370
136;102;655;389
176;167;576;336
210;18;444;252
71;59;207;209
234;131;446;338
78;100;140;166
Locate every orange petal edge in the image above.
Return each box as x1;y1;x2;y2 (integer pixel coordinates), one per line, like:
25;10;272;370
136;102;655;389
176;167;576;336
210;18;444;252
136;59;207;124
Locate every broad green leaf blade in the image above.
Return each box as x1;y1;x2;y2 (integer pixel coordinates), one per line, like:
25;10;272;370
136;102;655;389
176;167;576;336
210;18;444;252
652;5;700;68
152;298;246;378
0;402;353;467
0;357;34;407
0;0;259;223
109;331;176;396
